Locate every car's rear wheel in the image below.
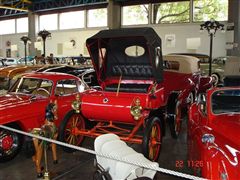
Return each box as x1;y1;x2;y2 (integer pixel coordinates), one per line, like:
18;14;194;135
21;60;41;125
142;117;162;161
0;125;22;162
59;110;85;153
93;169;111;180
169;101;182;139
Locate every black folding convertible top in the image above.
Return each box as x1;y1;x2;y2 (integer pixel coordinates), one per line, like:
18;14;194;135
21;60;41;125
87;27;162;47
86;27;163;83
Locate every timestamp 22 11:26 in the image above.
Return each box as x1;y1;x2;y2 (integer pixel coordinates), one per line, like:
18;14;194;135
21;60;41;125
175;160;203;168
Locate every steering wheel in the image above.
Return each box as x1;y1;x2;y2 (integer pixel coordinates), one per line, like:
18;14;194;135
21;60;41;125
35;88;50;96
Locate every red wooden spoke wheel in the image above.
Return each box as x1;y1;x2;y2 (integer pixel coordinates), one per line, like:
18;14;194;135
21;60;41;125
59;110;85;153
142;117;162;161
174;102;182;137
169;101;182;139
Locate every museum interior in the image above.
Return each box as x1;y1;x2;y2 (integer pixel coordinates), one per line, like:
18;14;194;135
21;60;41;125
0;0;239;180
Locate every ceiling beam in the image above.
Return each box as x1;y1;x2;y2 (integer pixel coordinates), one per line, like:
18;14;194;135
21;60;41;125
0;0;32;12
0;5;28;12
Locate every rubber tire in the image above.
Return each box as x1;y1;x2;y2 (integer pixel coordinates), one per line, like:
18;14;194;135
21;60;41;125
59;110;85;153
211;73;220;86
0;124;23;163
169;101;182;139
142;116;162;161
93;169;112;180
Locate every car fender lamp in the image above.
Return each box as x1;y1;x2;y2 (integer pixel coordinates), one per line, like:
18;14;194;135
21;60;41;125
202;133;215;144
130;98;142;121
72;94;81;113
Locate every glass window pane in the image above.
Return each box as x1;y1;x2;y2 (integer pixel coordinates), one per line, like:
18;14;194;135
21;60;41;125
0;19;15;35
39;14;58;30
193;0;228;22
122;5;148;25
17;17;28;33
60;11;85;30
153;2;190;24
87;8;107;27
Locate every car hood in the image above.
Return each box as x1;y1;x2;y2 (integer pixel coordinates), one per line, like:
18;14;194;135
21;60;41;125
0;93;47;123
0;93;32;110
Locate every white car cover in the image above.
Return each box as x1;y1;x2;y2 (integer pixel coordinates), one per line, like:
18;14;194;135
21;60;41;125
94;134;159;180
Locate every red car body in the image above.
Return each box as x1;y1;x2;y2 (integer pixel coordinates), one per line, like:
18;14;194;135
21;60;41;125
60;28;212;161
0;72;85;162
188;87;240;179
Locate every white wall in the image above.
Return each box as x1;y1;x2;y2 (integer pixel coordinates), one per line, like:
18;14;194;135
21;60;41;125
152;24;227;57
0;28;103;58
0;23;227;58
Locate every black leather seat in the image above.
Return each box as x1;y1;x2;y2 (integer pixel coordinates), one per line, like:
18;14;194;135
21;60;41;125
105;65;153;93
112;65;153;78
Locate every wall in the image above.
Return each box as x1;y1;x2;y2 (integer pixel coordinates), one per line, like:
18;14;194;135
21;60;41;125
0;23;227;58
0;28;103;58
152;23;227;57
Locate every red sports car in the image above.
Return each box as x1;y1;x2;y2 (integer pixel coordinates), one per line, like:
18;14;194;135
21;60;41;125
0;72;86;162
188;87;240;179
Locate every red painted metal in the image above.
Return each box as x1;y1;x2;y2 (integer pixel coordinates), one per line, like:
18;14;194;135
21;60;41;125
2;135;13;151
188;87;240;179
0;72;82;131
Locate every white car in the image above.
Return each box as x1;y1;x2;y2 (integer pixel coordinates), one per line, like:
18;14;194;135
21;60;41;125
4;58;18;66
0;59;5;67
17;57;34;65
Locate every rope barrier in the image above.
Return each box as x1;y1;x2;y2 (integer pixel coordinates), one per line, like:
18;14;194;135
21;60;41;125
0;125;206;180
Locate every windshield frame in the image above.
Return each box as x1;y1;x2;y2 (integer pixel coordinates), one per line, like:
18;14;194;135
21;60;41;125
9;77;53;97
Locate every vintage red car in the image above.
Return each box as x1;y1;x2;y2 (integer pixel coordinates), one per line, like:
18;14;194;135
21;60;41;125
0;72;86;162
188;87;240;179
59;27;212;161
162;54;213;137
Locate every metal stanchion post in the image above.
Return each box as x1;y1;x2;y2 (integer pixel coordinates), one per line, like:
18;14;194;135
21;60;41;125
43;142;50;180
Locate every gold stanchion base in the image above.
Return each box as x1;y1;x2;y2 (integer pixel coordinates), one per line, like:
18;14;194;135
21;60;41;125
44;171;50;180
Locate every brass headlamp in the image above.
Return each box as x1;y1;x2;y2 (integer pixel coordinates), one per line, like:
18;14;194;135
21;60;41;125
130;98;142;121
71;94;81;113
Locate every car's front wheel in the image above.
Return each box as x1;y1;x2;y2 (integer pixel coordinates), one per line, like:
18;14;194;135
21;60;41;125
142;116;162;161
0;125;22;162
59;110;85;153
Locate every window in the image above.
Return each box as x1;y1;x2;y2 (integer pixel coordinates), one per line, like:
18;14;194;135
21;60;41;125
39;14;58;30
60;11;85;30
0;19;15;35
164;60;180;71
17;17;28;33
211;89;240;114
125;46;145;57
87;8;107;27
55;79;78;96
152;1;190;24
122;5;148;25
10;78;52;97
193;0;228;22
